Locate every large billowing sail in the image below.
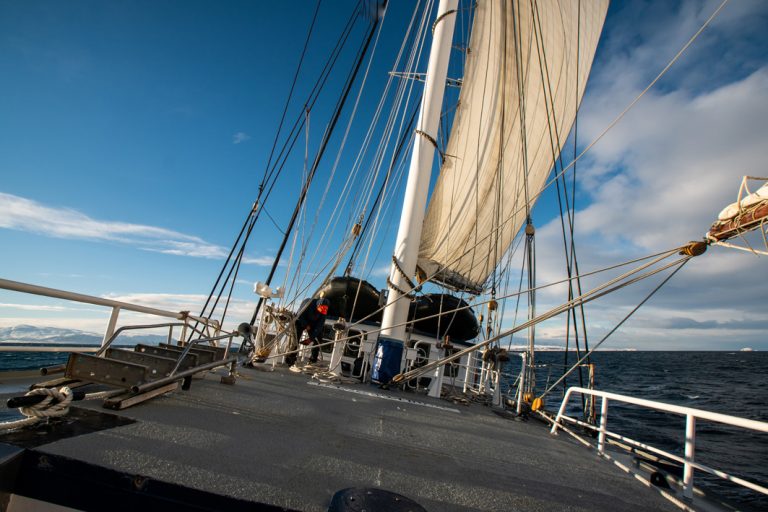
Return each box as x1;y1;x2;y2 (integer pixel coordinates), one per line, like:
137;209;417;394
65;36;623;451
418;0;608;293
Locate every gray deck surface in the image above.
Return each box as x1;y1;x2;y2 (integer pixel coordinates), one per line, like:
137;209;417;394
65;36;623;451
2;366;681;511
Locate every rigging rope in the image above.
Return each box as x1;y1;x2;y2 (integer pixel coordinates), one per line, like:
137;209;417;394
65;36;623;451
250;11;383;325
199;0;366;335
537;258;691;402
422;0;730;296
390;246;699;384
529;0;590;395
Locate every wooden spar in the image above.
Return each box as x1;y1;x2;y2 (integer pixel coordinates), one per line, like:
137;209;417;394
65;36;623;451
707;202;768;242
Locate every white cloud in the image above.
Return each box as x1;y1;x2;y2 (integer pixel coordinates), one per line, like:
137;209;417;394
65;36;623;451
102;292;256;329
102;292;209;309
232;131;250;144
0;302;72;312
0;192;229;259
0;316;108;333
242;255;275;266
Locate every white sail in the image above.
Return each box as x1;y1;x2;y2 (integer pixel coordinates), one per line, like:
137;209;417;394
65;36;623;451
418;0;609;292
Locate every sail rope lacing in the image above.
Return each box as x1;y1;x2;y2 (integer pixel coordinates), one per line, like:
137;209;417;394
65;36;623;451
387;255;420;300
414;129;445;164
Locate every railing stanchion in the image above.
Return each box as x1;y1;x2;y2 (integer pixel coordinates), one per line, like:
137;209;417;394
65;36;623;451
102;306;121;348
517;353;527;415
597;397;609;455
683;414;696;500
463;351;473;393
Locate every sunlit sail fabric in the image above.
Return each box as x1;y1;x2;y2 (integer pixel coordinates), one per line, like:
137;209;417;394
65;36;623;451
418;0;608;292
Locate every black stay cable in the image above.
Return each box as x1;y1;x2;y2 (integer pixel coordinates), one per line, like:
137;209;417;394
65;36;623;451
529;0;590;402
194;0;328;327
197;1;364;329
345;102;419;275
261;0;324;186
258;4;362;200
250;10;383;325
187;204;257;339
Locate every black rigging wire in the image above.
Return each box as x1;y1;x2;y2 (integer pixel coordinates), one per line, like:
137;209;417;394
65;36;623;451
197;1;369;332
261;0;324;186
250;9;383;325
345;103;420;275
528;0;590;405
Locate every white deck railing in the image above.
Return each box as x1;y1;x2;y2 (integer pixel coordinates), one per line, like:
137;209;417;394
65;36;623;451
551;386;768;500
0;277;215;353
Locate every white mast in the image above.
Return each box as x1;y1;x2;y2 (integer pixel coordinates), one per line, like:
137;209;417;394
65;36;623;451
381;0;458;340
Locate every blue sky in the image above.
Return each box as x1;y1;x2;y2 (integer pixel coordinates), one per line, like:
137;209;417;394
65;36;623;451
1;0;767;350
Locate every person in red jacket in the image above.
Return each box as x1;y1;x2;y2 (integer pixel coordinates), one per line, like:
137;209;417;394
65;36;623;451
286;297;329;365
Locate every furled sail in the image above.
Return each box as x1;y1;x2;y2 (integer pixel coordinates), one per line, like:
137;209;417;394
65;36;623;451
418;0;609;292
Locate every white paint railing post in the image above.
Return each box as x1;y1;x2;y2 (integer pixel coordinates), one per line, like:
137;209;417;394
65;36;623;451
683;414;696;500
597;397;609;456
492;369;502;407
102;306;121;348
517;353;527;415
463;351;473;393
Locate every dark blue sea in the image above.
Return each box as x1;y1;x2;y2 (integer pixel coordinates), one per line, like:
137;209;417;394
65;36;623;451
2;349;767;508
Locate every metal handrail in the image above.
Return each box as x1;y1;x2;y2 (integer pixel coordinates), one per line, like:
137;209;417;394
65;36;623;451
0;278;208;322
551;386;768;500
0;277;220;357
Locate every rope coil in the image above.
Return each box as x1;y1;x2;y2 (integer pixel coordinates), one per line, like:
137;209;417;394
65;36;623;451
19;387;74;418
2;386;75;431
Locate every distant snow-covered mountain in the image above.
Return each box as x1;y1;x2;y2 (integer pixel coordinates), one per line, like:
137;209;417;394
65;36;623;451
0;325;170;345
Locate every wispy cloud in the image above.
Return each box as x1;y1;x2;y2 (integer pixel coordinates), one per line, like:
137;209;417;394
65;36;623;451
232;131;250;144
0;192;282;264
0;192;230;259
102;292;256;327
0;302;71;312
242;255;275;266
102;292;209;311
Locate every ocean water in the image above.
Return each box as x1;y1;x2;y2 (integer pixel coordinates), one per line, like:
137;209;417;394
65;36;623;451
2;348;766;508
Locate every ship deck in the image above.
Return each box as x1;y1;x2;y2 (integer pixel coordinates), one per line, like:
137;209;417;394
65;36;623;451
1;364;682;512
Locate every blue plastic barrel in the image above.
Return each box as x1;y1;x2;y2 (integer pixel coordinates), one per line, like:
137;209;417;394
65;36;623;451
371;337;403;385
